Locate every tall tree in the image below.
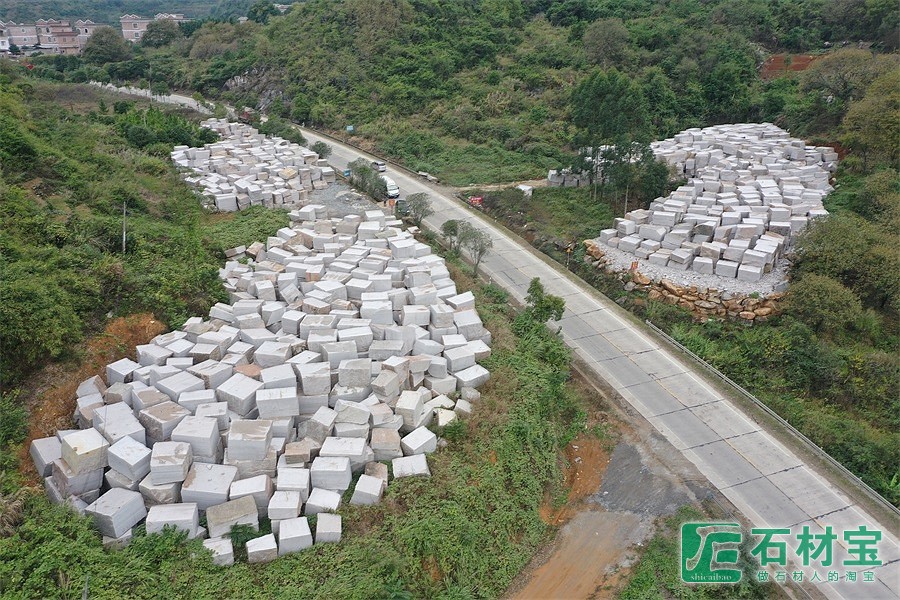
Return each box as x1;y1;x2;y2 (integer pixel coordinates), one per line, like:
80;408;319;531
582;18;629;68
571;68;650;205
842;69;900;170
142;19;184;48
82;26;131;65
247;0;279;24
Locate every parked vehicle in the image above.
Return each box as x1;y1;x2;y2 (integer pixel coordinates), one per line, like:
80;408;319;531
382;176;400;199
394;197;410;217
371;160;387;172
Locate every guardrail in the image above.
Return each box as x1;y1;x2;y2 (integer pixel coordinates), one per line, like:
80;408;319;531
644;319;900;519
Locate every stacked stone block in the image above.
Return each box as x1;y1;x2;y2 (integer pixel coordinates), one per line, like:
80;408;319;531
593;124;835;284
34;211;491;564
171;120;334;212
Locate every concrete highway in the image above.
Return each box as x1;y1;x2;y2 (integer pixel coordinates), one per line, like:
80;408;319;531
300;127;899;600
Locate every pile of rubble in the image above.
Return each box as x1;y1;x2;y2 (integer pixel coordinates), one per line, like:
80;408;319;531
589;124;836;284
171;119;336;212
31;209;491;565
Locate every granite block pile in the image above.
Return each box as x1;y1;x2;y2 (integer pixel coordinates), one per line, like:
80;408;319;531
32;209;490;565
592;124;836;284
170;119;337;212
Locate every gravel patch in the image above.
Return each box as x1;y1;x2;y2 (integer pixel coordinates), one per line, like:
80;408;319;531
598;244;790;295
308;182;384;219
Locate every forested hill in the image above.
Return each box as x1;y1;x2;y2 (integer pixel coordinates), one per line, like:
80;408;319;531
37;0;889;184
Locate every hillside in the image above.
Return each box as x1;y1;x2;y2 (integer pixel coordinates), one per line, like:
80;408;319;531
28;0;896;186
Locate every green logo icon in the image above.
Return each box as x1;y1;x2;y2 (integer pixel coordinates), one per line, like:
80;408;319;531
681;522;743;583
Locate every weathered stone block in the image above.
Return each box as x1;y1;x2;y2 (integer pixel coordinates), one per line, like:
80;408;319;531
206;495;259;538
181;463;238;510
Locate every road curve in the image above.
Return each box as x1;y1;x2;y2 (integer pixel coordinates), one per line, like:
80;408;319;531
300;127;899;600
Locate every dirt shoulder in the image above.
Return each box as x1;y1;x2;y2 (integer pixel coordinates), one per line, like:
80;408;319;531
508;368;717;600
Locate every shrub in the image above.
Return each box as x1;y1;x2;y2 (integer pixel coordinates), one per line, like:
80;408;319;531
785;273;864;339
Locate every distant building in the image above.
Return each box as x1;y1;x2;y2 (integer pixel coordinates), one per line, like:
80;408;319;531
74;19;99;50
0;21;39;50
36;19;81;54
0;17;98;54
120;13;189;42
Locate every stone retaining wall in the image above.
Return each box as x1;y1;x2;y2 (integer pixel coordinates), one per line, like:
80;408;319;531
584;239;782;322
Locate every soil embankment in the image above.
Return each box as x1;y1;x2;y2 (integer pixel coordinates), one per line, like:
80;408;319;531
510;375;710;599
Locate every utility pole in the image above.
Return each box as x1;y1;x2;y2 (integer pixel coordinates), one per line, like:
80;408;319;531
122;200;127;253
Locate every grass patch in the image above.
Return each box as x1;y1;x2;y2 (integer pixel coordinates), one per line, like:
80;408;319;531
477;186;614;243
619;506;772;599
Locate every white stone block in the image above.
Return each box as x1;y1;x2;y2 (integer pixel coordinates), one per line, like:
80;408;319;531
255;387;299;419
455;364;490;390
138;474;181;506
145;503;200;538
276;467;310;501
217;373;264;416
150;441;193;485
30;436;62;477
178;389;217;414
107;358;141;384
350;474;384;505
268;490;302;520
229;474;274;515
401;426;437;455
171;416;220;458
61;428;109;475
206;495;258;538
246;533;278;564
85;488;146;538
315;513;342;544
203;537;234;566
278;516;313;556
304;488;341;515
108;436;151;482
181;463;238;510
392;454;431;478
310;456;352;492
227;420;273;461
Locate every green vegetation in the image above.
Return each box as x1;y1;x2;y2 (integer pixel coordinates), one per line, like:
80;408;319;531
21;0;897;185
0;75;285;390
347;158;389;201
480;186;616;244
405;192;433;227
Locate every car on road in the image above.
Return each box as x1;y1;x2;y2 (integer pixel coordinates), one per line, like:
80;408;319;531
381;176;401;199
394;197;410;217
371;160;386;172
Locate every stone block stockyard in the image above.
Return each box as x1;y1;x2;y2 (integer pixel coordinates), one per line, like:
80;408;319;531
590;124;837;290
171;119;337;212
33;209;491;565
